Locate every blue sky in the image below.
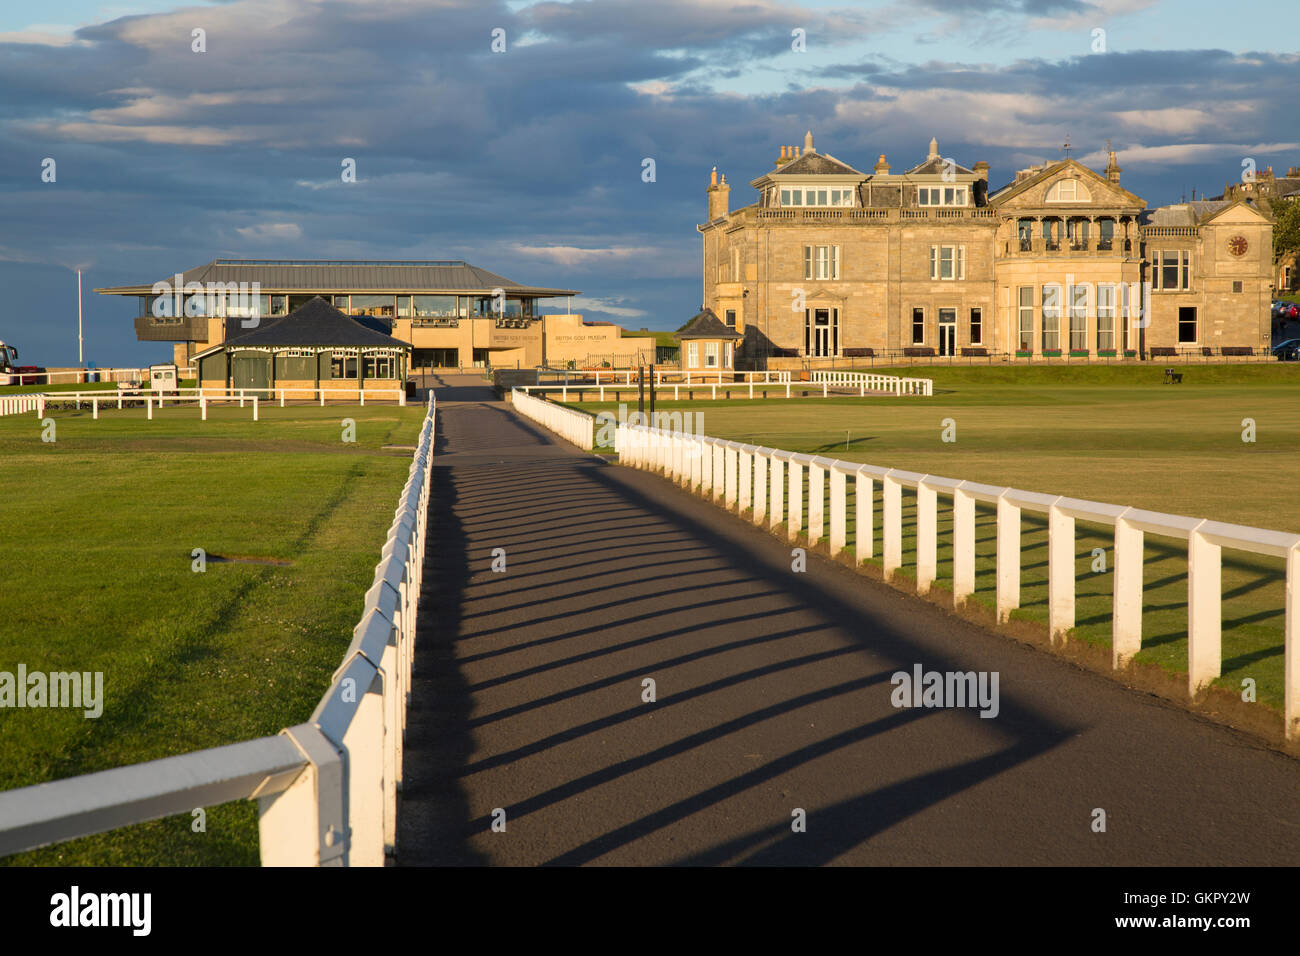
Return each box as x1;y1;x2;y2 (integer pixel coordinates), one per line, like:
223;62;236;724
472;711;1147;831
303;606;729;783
1;0;1296;366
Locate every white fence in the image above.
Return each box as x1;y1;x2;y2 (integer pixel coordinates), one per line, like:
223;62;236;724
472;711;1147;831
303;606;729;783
811;371;934;396
0;395;437;865
0;366;198;387
0;395;40;417
20;386;407;421
518;371;931;403
613;423;1300;740
511;387;594;450
538;369;792;386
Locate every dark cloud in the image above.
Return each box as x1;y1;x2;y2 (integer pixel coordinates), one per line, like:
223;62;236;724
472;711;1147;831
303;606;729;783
0;1;1292;365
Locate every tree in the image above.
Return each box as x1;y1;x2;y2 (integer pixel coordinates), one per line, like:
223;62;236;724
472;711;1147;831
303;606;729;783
1273;196;1300;261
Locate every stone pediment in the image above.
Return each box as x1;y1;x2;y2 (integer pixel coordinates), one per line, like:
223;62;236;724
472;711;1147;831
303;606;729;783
992;160;1144;211
1201;200;1271;225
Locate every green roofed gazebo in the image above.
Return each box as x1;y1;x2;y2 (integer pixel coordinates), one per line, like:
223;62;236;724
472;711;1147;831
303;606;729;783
674;308;741;379
193;295;411;399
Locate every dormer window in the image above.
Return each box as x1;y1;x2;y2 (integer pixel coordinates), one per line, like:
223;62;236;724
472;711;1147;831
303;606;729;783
779;186;855;207
1047;179;1091;202
918;186;967;206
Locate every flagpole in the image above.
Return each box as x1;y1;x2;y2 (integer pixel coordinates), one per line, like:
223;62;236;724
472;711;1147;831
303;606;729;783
77;268;84;365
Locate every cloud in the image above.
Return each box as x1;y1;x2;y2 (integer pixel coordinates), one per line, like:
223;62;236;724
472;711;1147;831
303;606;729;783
571;295;649;318
511;244;656;267
235;222;303;242
0;0;1296;364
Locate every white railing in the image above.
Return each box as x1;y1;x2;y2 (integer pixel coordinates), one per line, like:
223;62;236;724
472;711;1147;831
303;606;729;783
510;386;594;450
27;386;407;419
0;366;198;387
0;394;40;417
0;395;437;865
538;368;792;386
811;371;934;396
612;423;1300;741
519;370;930;403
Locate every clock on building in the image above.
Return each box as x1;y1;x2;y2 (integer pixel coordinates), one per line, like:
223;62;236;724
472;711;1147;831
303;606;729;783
1227;235;1249;257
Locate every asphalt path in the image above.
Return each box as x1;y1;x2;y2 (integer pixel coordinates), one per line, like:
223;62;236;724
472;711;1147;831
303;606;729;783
395;374;1300;866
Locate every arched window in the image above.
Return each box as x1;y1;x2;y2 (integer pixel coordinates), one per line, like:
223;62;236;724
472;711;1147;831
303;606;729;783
1046;179;1091;203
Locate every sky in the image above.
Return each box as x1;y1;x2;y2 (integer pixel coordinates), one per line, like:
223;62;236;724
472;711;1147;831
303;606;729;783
0;0;1296;367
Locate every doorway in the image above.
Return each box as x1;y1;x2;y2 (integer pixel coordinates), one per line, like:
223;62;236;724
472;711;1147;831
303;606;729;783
938;308;956;357
805;307;839;358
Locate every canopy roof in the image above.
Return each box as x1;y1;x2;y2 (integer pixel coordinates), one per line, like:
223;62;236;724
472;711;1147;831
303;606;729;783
194;296;410;358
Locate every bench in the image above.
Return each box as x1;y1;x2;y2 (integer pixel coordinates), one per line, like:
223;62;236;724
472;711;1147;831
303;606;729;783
1163;368;1183;384
903;347;936;357
1150;347;1178;357
961;347;989;357
843;347;874;358
1222;346;1254;356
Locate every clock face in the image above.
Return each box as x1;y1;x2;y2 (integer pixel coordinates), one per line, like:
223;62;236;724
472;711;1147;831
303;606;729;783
1228;235;1249;257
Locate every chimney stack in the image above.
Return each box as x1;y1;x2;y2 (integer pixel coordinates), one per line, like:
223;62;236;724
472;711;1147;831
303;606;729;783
804;130;814;154
874;153;891;175
973;160;989;181
927;137;939;161
707;167;730;220
1105;148;1122;185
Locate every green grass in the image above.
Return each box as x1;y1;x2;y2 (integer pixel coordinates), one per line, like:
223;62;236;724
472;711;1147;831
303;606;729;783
0;402;427;865
575;363;1300;715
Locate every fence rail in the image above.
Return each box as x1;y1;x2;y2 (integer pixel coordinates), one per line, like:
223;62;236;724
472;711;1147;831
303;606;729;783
0;394;437;865
536;369;793;386
0;394;40;417
612;422;1300;740
516;370;933;403
25;386;407;420
511;387;594;449
0;366;199;387
810;371;934;396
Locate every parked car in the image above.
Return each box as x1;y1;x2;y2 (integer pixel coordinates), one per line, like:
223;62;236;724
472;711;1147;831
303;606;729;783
1271;338;1300;361
1276;301;1300;321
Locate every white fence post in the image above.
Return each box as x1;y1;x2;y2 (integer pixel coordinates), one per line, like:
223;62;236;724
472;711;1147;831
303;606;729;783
916;478;937;594
769;456;784;531
738;448;752;513
725;445;738;509
808;461;824;546
1048;502;1075;644
882;473;902;579
952;485;975;603
1113;514;1144;667
787;459;803;542
712;443;725;502
829;467;846;557
855;470;874;564
1187;523;1222;695
753;451;768;524
1287;544;1299;740
996;493;1020;622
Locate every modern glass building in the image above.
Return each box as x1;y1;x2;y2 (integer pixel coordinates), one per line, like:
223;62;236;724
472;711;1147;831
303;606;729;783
97;258;580;369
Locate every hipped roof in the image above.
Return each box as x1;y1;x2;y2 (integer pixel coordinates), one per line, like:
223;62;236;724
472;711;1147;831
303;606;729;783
674;308;743;340
195;296;410;358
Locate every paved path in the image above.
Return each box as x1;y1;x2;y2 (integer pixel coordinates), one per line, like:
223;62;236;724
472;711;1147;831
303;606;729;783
396;374;1300;866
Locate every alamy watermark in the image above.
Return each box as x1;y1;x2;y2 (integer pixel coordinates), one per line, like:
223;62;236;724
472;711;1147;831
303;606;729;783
0;665;103;718
595;403;706;453
149;275;263;329
891;664;999;718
